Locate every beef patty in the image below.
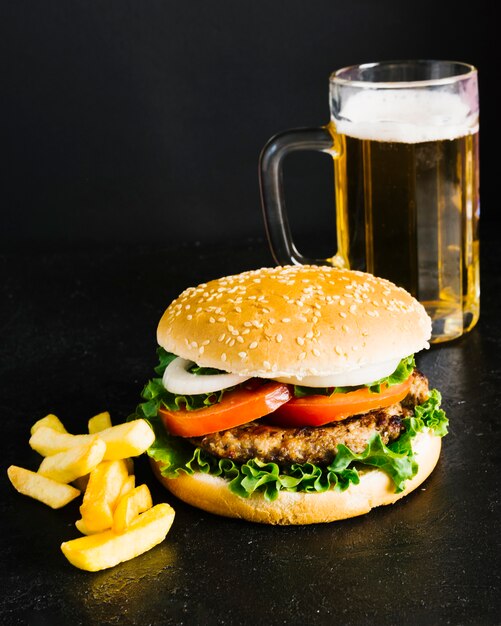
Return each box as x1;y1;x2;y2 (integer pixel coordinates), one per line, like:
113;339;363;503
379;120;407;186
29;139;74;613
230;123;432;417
190;369;429;466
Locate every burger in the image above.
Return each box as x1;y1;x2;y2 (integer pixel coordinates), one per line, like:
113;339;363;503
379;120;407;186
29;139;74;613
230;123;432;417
130;265;448;524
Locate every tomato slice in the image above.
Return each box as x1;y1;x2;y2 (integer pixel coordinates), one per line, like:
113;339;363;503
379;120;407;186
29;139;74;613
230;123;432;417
267;377;413;428
159;380;292;437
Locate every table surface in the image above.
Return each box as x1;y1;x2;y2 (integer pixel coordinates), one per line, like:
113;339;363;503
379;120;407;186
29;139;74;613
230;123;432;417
1;235;500;626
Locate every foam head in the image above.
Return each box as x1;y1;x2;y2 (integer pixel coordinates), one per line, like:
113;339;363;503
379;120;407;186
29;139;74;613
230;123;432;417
332;88;479;143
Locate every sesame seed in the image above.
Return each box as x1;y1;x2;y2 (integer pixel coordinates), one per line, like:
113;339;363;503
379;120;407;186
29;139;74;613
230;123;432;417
236;336;244;343
276;334;283;343
339;311;347;318
217;333;226;342
296;337;305;346
312;348;320;357
335;346;343;355
238;351;247;359
263;361;271;369
187;314;193;320
249;341;258;349
299;352;307;361
198;346;205;355
221;353;227;362
209;317;215;323
281;318;291;323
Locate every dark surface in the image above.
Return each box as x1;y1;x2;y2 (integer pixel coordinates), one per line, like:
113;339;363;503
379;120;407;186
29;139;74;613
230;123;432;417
1;235;500;626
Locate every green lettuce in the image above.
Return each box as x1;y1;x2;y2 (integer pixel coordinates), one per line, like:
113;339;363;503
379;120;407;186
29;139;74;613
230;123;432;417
132;389;448;502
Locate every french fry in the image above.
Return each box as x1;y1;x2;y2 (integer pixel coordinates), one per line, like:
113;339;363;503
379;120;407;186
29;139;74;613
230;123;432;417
97;420;155;460
75;474;135;535
88;411;112;434
79;460;129;532
61;503;175;571
75;517;101;535
8;465;81;509
118;474;136;499
29;420;154;461
30;428;95;457
38;439;106;483
30;414;68;436
113;484;153;533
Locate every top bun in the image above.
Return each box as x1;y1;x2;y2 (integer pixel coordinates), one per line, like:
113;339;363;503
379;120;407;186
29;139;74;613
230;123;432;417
157;266;431;379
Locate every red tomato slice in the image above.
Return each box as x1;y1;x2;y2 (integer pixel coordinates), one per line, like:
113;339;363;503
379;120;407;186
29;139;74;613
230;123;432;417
267;378;413;428
159;380;292;437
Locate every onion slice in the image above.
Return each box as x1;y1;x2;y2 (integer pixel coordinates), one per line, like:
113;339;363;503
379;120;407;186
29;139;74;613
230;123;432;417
273;358;402;388
162;357;252;395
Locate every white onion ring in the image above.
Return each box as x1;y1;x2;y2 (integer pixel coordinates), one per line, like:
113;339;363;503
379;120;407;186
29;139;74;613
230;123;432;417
162;357;252;395
273;358;401;388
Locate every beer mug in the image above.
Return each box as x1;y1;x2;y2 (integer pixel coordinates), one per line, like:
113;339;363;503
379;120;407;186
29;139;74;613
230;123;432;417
259;60;480;343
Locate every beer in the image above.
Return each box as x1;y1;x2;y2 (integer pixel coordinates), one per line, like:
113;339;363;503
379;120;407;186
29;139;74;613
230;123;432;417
331;88;479;342
259;60;480;342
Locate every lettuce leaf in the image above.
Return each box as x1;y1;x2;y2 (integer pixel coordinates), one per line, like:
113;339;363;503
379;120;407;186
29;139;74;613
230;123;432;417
133;388;448;502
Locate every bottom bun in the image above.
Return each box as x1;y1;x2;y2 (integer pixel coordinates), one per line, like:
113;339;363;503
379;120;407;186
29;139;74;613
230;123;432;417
151;431;442;525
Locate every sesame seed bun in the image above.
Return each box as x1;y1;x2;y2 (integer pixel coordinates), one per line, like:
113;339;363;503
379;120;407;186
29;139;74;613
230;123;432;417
157;265;431;379
151;431;442;525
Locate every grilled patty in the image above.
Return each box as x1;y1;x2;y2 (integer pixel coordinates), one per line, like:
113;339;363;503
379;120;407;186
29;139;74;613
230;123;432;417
190;369;429;466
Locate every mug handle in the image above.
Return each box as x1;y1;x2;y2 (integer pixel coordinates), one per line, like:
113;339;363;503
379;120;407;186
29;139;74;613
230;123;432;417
259;126;340;266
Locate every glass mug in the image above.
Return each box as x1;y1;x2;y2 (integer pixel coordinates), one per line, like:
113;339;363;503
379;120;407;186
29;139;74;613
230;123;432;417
259;60;480;343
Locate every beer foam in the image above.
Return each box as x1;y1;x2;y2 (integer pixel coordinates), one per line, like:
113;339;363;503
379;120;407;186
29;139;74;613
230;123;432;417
334;89;478;143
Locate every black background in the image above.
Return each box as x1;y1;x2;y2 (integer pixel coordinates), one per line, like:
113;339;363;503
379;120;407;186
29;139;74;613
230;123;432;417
1;0;494;254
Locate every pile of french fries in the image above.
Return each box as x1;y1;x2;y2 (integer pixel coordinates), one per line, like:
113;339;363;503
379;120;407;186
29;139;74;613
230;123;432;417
7;412;175;572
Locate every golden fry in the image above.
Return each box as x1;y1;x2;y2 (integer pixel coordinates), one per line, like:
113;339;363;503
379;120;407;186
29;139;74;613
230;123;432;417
8;465;80;509
113;484;153;533
88;411;112;434
38;439;106;483
30;414;68;436
30;428;95;457
79;460;129;533
61;503;175;571
98;420;155;460
118;474;136;499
